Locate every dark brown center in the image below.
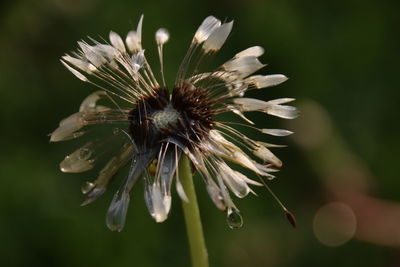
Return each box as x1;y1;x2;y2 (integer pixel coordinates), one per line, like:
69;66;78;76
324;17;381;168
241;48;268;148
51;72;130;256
129;84;215;149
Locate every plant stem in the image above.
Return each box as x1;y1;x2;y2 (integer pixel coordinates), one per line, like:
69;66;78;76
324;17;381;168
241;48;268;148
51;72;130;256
179;155;209;267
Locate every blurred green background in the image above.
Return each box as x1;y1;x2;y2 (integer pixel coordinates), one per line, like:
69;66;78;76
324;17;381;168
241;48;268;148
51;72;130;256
1;0;399;266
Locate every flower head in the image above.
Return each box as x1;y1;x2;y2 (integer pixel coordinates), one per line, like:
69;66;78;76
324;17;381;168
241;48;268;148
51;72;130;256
52;15;298;232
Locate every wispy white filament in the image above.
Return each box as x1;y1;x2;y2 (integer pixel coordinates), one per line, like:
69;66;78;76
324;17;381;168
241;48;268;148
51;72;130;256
193;16;221;44
156;28;170;86
203;21;233;52
235;46;265;58
109;31;126;52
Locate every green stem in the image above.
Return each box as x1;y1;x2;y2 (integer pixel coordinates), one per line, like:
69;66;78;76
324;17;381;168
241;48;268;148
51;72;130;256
179;155;209;267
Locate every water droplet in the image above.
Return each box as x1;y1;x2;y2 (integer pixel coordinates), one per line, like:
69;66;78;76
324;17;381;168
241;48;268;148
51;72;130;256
79;148;92;160
81;181;95;194
113;128;120;135
226;209;243;229
162;166;170;174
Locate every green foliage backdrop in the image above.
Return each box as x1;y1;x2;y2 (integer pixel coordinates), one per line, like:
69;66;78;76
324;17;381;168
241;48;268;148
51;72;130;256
0;0;399;266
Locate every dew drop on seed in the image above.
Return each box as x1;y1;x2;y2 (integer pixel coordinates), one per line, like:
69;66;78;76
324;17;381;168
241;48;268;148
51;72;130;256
81;181;95;194
162;166;170;174
79;148;92;160
227;209;243;229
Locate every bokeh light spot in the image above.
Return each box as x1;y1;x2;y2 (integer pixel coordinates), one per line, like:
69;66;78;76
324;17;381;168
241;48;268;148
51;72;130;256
313;202;357;247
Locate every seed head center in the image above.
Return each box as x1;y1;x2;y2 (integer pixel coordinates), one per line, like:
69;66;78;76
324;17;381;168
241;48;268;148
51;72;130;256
152;106;181;130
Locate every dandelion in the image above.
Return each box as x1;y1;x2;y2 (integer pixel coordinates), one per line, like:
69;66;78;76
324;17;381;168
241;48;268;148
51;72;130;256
51;15;298;235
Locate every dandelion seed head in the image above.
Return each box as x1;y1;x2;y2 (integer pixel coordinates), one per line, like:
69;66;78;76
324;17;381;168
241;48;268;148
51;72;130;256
52;15;297;231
